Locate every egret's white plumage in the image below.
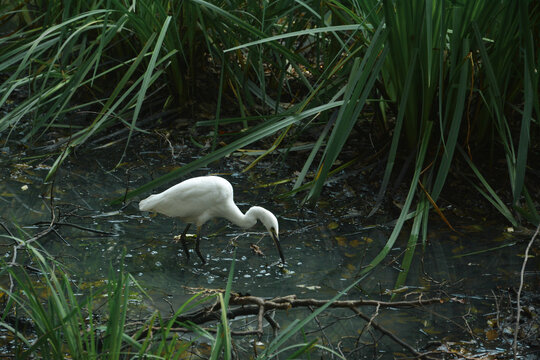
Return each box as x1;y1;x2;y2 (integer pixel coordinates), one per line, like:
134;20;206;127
139;176;284;264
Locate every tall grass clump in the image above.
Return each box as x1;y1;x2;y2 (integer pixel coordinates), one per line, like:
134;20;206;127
0;241;344;359
0;1;179;176
0;0;341;175
0;238;247;358
362;0;539;287
0;239;219;358
1;242;128;358
1;241;146;358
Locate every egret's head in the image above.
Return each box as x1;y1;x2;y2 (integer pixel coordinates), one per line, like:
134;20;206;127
255;207;279;236
250;206;284;263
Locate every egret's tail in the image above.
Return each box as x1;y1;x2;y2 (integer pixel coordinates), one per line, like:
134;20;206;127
139;194;158;211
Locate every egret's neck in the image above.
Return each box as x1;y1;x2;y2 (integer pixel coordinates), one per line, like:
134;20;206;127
222;203;259;229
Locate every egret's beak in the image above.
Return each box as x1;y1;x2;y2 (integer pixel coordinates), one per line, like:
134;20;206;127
270;228;285;263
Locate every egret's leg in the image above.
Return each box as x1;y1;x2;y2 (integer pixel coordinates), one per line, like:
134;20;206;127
180;224;191;260
194;226;206;264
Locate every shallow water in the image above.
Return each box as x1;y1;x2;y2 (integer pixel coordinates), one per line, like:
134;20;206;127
1;140;537;358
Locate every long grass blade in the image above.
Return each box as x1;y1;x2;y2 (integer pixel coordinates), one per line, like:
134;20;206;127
368;49;418;217
359;122;433;277
458;146;518;227
307;22;387;202
120;16;172;165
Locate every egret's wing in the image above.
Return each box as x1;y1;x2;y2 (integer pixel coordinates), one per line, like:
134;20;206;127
144;177;233;221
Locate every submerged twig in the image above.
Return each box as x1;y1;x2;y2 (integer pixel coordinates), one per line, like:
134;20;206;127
30;221;117;236
0;220;15;238
351;307;425;358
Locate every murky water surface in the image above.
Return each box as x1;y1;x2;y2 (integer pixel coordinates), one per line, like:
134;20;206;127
1;140;537;358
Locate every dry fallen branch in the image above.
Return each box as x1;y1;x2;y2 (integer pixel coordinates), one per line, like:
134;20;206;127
159;293;443;328
223;294;444;318
126;293;446;357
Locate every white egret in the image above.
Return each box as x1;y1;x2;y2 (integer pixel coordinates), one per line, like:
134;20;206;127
139;176;284;264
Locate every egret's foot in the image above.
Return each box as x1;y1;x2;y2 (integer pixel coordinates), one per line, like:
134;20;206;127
174;224;192;261
173;234;191;261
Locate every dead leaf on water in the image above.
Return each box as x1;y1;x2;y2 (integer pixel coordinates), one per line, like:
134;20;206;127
422;327;442;335
362;236;373;243
460;224;484;232
335;236;347;247
485;329;498;341
296;284;321;291
250;244;264;256
349;239;361;247
10;175;32;184
78;279;108;289
327;222;339;230
13;163;32;170
34;164;51;170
